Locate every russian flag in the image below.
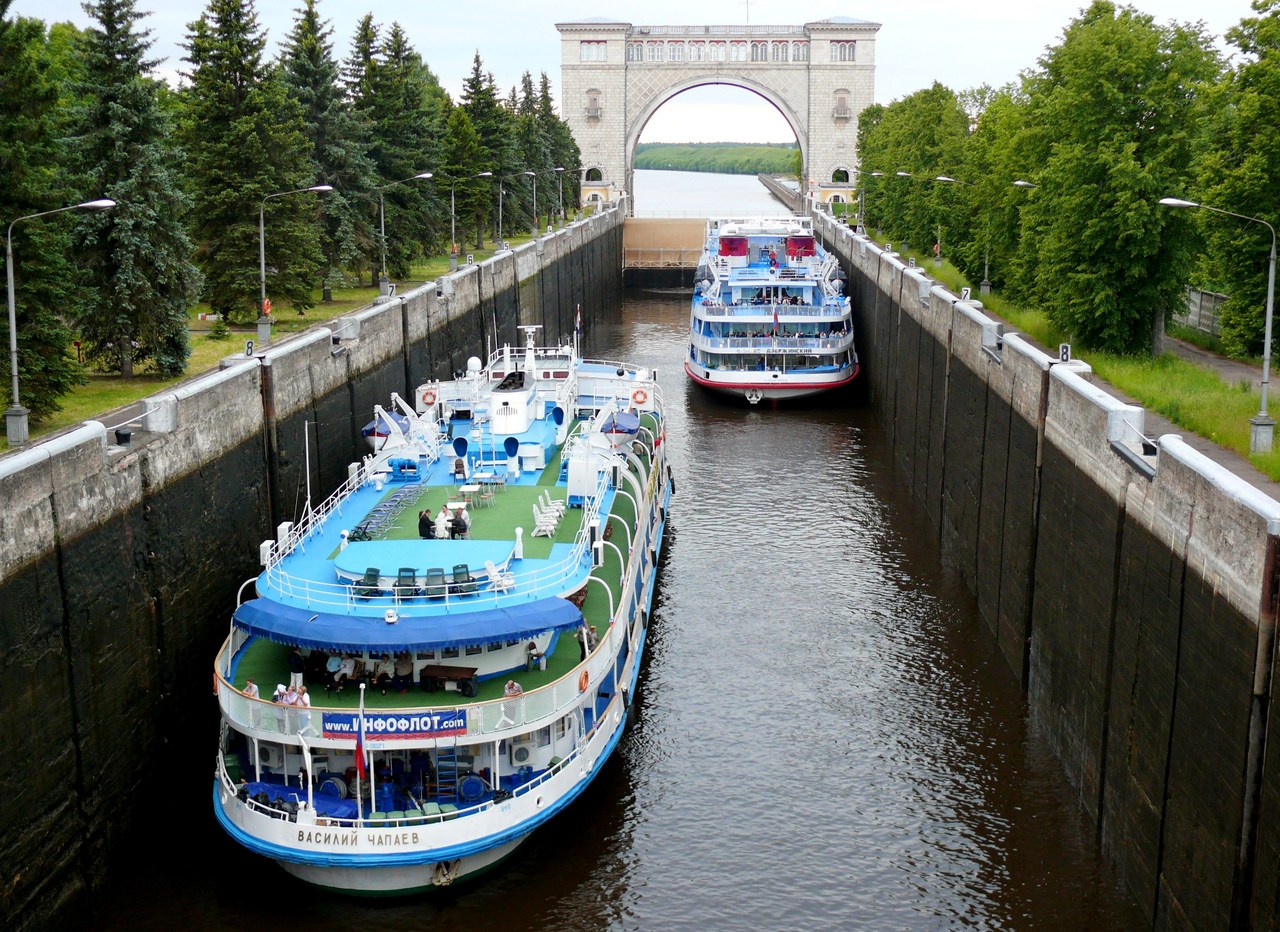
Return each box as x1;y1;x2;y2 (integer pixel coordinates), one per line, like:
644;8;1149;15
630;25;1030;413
355;708;367;781
772;307;779;335
575;304;581;336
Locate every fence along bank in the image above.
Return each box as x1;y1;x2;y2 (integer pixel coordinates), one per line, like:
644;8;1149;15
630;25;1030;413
0;206;624;928
815;212;1280;930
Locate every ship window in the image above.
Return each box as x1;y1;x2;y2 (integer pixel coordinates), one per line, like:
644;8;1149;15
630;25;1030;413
417;650;434;660
537;726;552;747
505;638;521;647
487;642;503;652
465;644;483;656
441;646;459;659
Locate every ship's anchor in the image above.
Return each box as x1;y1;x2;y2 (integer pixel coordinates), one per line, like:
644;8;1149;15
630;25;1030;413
432;859;461;886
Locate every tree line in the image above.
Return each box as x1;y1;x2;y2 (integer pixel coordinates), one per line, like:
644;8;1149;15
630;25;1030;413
857;0;1280;358
0;0;580;421
634;142;799;177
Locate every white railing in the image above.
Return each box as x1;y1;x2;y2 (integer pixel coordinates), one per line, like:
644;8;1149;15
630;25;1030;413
696;301;849;319
692;333;854;352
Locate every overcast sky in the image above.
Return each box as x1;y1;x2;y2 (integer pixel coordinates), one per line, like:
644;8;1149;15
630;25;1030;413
13;0;1260;143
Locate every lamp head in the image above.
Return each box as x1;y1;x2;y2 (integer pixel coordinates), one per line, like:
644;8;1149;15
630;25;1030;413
477;171;494;178
870;171;884;177
414;172;433;180
78;199;117;211
309;185;334;193
1159;197;1198;209
1013;180;1037;189
935;175;956;183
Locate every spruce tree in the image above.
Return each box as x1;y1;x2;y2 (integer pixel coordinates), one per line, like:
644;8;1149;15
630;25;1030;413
440;106;485;255
539;72;582;219
281;0;373;298
460;52;514;247
180;0;324;323
73;0;200;377
0;1;87;422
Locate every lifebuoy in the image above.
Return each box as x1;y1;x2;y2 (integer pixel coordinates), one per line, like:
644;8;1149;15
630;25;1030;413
422;388;437;406
578;669;589;693
631;388;648;406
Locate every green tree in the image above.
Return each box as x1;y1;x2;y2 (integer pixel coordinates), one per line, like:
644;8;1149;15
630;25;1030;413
180;0;324;323
460;51;512;247
73;0;200;378
280;0;374;297
1018;1;1220;354
0;1;87;421
538;72;581;218
440;105;486;255
1193;0;1280;356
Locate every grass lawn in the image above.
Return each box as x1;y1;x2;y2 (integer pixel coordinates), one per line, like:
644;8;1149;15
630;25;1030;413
7;227;583;450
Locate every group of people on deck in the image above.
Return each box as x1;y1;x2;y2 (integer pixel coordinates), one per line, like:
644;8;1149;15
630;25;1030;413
418;505;471;540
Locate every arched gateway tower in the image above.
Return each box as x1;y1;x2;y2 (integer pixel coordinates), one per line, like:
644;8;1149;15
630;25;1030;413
556;17;879;210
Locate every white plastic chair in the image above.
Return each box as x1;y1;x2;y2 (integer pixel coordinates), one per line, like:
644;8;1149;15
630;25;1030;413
484;560;515;593
531;504;558;538
539;489;566;518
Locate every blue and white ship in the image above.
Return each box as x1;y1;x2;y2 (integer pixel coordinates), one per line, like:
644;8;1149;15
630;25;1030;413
212;327;672;894
685;216;858;403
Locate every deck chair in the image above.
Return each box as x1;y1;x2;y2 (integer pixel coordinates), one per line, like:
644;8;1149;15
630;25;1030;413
424;567;448;599
395;567;421;598
484;559;515;593
355;567;382;599
451;563;477;596
539;489;566;518
531;503;558;538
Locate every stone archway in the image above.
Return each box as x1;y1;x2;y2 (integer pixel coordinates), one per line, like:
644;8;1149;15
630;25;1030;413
557;17;880;210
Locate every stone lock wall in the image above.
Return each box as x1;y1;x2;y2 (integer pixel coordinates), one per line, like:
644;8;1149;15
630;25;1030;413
815;213;1280;929
0;208;623;929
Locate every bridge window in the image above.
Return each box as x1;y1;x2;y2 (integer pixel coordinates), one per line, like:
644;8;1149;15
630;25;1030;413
832;170;849;183
730;41;748;62
751;41;768;62
668;42;685;62
585;168;603;182
688;42;705;62
707;42;726;62
792;42;809;62
627;42;643;62
647;41;664;62
579;41;607;62
772;42;789;62
831;41;856;62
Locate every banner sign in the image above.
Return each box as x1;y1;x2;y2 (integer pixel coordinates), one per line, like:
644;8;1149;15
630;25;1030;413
322;709;468;744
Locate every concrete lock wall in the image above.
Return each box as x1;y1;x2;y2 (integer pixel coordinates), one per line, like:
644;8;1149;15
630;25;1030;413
815;213;1280;929
0;208;623;928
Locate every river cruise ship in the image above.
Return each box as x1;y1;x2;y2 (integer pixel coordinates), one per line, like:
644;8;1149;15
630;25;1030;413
212;327;672;894
685;216;858;403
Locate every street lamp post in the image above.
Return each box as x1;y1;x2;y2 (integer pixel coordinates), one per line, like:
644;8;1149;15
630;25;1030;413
377;171;432;289
554;167;566;228
935;175;991;294
6;198;116;447
523;171;538;237
259;184;332;344
449;172;493;270
1160;196;1277;452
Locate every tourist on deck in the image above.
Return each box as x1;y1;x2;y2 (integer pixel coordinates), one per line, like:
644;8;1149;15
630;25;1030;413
292;686;311;734
392;653;414;693
451;507;470;540
435;506;451;539
418;509;434;539
333;654;356;693
372;654;394;695
243;678;260;727
324;652;342;693
288;646;305;689
504;680;524;697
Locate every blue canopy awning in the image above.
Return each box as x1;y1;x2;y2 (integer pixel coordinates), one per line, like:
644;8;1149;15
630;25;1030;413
361;411;410;437
232;596;583;654
600;410;640;435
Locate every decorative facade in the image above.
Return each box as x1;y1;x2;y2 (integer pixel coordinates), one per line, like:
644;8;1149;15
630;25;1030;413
557;17;880;209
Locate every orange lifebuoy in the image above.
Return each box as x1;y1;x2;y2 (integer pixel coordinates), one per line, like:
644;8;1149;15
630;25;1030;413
578;669;589;693
422;388;437;406
631;388;648;406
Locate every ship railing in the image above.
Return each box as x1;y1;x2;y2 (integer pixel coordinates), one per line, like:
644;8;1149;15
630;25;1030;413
692;334;854;352
257;470;613;612
695;301;847;318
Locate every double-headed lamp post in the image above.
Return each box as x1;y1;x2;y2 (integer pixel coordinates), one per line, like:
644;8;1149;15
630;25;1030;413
935;175;992;294
378;171;432;286
1161;196;1277;453
6;197;116;447
449;172;493;270
259;184;332;344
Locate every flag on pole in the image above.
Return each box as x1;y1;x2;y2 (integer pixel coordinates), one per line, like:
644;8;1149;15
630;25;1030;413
575;304;581;336
772;307;779;336
355;692;367;781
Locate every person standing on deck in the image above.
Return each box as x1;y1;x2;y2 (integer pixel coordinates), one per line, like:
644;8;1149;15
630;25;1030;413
288;646;305;689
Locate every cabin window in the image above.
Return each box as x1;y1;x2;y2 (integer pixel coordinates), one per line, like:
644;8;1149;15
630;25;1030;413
417;650;434;661
556;716;571;739
465;644;483;656
441;646;459;659
579;41;607;62
486;642;503;652
505;638;521;647
536;726;552;747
